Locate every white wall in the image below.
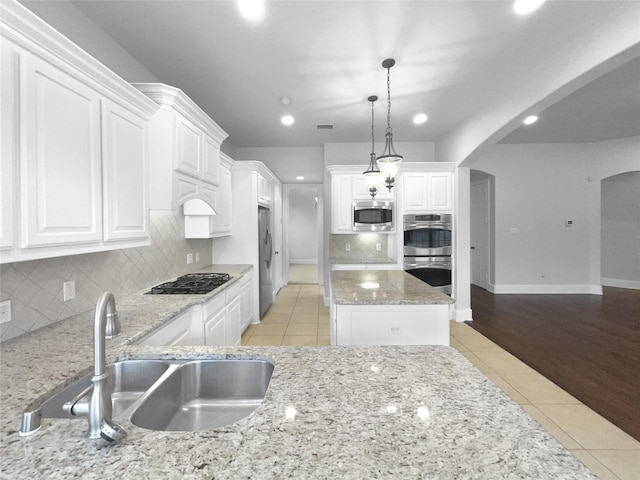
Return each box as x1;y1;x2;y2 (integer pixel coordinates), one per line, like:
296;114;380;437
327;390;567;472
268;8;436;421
20;0;159;83
324;142;435;166
234;147;324;183
601;171;640;288
289;189;319;263
471;136;640;293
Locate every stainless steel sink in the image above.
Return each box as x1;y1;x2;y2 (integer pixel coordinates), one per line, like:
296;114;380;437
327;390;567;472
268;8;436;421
21;358;274;435
130;360;274;431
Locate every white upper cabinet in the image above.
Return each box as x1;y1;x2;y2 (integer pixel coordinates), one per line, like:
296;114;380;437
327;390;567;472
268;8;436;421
330;174;353;234
202;135;221;185
257;172;273;207
402;171;453;212
352;175;394;201
175;115;203;178
133;83;229;213
102;100;149;241
0;2;157;263
21;53;103;248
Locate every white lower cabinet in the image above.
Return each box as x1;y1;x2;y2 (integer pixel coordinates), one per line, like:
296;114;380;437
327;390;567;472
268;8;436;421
203;295;227;346
137;310;194;346
332;304;450;346
139;273;252;347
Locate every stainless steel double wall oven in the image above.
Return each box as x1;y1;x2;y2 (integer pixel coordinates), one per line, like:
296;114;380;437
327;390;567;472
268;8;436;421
403;213;452;295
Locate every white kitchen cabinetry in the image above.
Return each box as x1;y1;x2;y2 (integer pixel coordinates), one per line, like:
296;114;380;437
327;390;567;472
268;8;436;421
0;3;156;264
102;100;149;241
137;310;195;346
257;172;273;207
21;52;103;248
139;271;253;347
133;83;228;213
184;152;233;238
239;270;255;332
329;166;397;234
352;175;394;200
212;162;280;322
331;174;353;234
332;304;449;346
402;171;453;212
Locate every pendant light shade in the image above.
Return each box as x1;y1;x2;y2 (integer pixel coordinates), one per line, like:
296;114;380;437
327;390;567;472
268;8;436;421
363;95;380;176
376;58;403;164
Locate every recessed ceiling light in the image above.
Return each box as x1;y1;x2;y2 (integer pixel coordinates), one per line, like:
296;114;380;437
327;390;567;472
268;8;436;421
513;0;546;16
413;113;428;125
296;176;304;180
523;115;539;125
281;115;295;126
237;0;265;22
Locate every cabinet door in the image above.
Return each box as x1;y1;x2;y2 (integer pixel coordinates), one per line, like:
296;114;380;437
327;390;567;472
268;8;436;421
226;296;242;346
202;134;220;185
257;173;272;206
402;173;429;212
211;162;232;235
102;101;149;241
21;54;102;247
240;274;254;331
427;173;452;211
138;311;193;346
0;40;17;250
175;115;202;178
331;175;353;233
353;175;393;200
204;309;227;346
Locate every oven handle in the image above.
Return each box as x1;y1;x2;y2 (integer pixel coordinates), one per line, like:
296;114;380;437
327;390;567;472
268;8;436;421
403;222;451;230
404;262;451;269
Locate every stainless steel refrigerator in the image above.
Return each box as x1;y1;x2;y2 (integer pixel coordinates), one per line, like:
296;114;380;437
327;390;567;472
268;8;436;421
258;206;273;317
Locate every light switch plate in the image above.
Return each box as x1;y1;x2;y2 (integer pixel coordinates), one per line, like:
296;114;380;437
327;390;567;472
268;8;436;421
0;300;11;324
63;281;75;301
187;253;194;264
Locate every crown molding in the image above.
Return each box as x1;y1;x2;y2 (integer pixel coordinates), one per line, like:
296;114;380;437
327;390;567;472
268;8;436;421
133;83;228;144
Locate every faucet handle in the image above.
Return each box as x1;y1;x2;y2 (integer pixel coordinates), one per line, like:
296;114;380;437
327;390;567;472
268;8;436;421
105;311;121;339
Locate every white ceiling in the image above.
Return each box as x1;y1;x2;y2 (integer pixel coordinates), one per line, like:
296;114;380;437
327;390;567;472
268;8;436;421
22;0;640;149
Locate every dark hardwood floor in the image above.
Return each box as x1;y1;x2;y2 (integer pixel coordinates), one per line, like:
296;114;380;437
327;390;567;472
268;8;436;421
468;285;640;441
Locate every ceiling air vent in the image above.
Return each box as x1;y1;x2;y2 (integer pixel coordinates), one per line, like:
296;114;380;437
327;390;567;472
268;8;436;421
316;124;334;130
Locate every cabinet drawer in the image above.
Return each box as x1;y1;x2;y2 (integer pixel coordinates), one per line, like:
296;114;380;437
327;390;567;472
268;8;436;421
203;293;226;319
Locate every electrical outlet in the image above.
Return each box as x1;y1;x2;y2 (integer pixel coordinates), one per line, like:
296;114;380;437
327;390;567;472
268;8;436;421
0;300;11;324
195;252;200;262
187;253;194;265
345;244;350;251
376;243;382;251
63;281;75;301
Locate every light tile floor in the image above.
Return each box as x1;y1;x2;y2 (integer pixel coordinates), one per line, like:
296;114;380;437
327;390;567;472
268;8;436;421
242;284;640;480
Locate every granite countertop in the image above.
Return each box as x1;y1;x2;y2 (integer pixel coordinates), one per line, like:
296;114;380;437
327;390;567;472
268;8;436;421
331;269;455;305
0;265;595;479
329;256;397;265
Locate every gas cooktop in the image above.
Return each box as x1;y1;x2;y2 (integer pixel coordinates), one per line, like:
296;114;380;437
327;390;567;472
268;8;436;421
148;273;231;295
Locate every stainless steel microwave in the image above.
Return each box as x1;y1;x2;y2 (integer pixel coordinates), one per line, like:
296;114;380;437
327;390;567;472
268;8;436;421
352;201;394;232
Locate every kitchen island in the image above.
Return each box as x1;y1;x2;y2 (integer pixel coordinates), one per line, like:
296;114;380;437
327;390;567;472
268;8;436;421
0;267;596;479
331;270;454;346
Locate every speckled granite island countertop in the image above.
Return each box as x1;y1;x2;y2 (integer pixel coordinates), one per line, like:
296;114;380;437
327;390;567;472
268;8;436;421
331;270;454;305
1;267;596;479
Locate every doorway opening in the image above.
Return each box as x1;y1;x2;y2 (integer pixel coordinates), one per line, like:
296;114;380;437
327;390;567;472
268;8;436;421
283;185;323;286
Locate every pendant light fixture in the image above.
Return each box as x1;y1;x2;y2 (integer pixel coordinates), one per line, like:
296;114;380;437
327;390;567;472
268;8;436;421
376;58;403;165
363;95;380;198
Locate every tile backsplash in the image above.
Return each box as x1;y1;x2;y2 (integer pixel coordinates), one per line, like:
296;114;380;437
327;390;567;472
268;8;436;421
329;234;392;262
0;210;212;342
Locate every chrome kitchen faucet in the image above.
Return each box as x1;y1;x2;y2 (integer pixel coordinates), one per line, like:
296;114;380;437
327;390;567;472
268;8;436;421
63;292;127;442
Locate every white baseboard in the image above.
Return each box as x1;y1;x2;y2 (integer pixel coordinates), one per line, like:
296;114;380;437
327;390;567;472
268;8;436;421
290;259;317;265
601;277;640;290
491;284;603;295
453;308;473;322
